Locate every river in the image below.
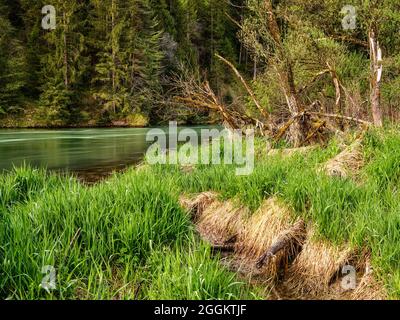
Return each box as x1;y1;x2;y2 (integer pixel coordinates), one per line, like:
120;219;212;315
0;127;213;182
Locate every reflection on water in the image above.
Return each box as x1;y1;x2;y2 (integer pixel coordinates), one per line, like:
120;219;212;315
0;127;212;183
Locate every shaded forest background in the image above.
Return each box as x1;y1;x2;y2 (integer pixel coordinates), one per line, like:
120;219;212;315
1;0;400;132
0;0;243;127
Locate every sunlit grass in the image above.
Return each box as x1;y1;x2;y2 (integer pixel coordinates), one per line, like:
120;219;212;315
1;127;400;299
0;165;258;299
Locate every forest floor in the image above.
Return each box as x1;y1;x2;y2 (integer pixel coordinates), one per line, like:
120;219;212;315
1;127;399;300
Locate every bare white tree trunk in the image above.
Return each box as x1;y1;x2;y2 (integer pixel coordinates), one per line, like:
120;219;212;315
369;28;383;127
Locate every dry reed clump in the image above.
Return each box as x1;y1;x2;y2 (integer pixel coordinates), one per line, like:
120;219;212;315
321;140;364;178
283;237;354;298
349;258;387;300
350;273;387;300
180;192;387;300
196;200;248;244
180;192;247;244
281;233;387;300
234;198;305;279
179;192;217;222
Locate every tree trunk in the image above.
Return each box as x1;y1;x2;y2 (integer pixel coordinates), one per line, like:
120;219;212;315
111;0;116;114
63;11;69;89
327;62;344;129
253;57;257;81
369;27;383;127
264;0;304;146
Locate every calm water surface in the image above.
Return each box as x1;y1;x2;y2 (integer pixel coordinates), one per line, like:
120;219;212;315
0;127;211;182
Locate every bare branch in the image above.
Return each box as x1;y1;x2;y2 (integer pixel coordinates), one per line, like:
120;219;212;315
307;112;372;126
215;53;269;120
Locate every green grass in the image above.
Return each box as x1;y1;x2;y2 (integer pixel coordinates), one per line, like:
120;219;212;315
0;166;259;299
1;127;400;299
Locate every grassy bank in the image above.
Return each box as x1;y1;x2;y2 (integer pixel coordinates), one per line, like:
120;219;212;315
1;127;400;299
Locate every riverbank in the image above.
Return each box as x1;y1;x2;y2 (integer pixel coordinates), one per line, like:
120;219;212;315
0;109;150;129
0;105;208;129
1;127;400;299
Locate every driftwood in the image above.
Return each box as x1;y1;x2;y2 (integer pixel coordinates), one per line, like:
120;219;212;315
274;112;306;142
174;45;372;145
256;220;305;269
173;0;385;148
174;79;240;130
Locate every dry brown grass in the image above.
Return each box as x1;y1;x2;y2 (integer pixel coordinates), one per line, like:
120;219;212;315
180;192;217;222
180;192;387;300
197;199;248;244
350;273;387;300
320;140;364;178
180;192;248;244
282;234;388;300
283;231;354;298
234;198;305;279
350;257;387;300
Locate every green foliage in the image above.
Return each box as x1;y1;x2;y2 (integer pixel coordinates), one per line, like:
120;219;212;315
0;0;242;126
36;0;88;123
3;129;400;298
0;3;26;114
144;243;258;300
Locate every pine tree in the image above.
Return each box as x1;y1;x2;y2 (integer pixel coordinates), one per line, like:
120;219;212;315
207;0;238;84
0;2;26;114
91;0;163;119
130;0;163;110
149;0;176;37
38;0;88;123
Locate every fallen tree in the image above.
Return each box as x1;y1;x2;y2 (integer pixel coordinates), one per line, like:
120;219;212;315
172;0;383;146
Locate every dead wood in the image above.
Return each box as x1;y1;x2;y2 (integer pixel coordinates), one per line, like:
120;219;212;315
369;27;383;127
256;220;306;269
326;62;344;129
301;121;326;146
215;53;269;121
307;112;372;126
211;244;236;253
297;69;330;95
274;112;305;142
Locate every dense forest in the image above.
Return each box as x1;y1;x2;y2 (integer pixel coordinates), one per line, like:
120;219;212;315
0;0;243;127
1;0;400;138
